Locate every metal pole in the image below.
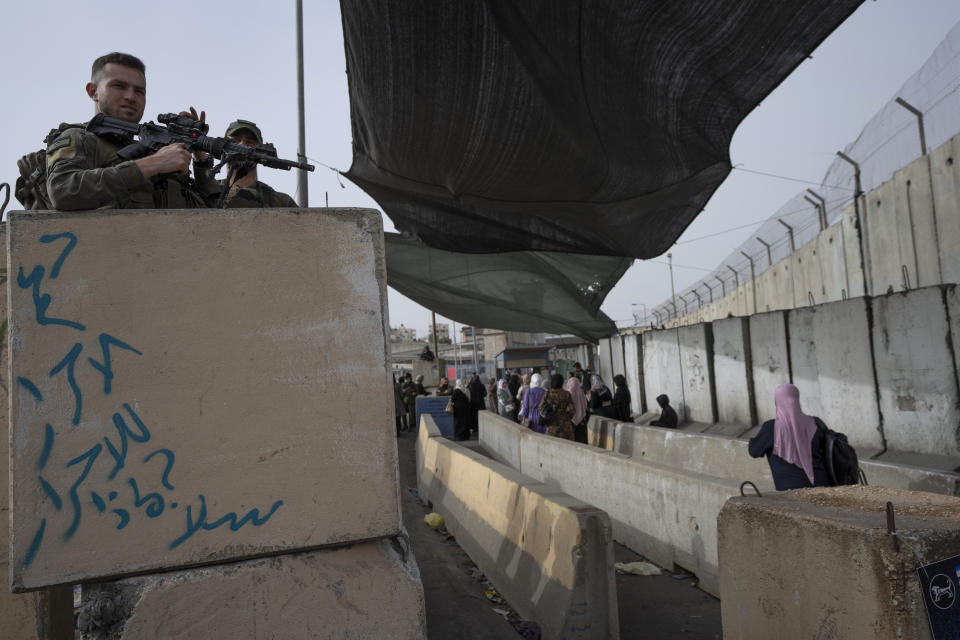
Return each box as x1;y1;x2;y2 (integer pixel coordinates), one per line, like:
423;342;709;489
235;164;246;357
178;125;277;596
895;97;927;155
692;290;702;310
741;251;757;314
296;0;309;207
668;253;677;320
777;219;795;253
471;326;479;374
704;283;714;303
431;312;440;362
803;195;825;232
715;275;726;297
727;265;739;289
756;237;773;268
806;189;827;230
836;151;869;297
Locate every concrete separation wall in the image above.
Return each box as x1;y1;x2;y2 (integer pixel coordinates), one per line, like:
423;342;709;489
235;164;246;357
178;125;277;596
419;415;619;640
748;311;790;425
677;324;716;423
642;329;683;420
711;317;754;426
622;333;645;415
787;298;882;450
871;286;960;456
719;486;960;639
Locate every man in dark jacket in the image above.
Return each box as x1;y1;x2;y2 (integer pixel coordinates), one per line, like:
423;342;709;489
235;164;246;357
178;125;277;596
649;394;678;428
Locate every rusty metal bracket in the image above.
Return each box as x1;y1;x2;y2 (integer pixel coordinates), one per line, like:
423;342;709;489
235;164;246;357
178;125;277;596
740;481;762;497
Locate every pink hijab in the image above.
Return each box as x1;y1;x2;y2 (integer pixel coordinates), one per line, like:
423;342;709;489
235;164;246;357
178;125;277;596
772;384;817;484
565;377;587;425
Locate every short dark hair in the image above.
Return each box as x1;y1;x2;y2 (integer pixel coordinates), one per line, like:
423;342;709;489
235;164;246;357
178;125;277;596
92;52;146;81
550;373;564;389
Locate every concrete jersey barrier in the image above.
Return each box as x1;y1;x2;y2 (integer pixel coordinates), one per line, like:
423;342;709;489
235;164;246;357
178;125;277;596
417;415;619;640
480;412;740;596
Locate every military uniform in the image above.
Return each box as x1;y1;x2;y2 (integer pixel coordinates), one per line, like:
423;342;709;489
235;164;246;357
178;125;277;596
200;118;298;209
45;121;207;211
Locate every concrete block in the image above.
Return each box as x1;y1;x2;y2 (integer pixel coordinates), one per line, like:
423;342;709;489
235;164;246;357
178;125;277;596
517;431;736;597
677;323;716;423
864;179;916;295
419;416;619;640
78;539;426;639
841;203;867;298
895;158;940;288
787;298;883;449
790;241;823;307
642;329;682;420
719;486;960;640
748;311;790;425
816;223;848;303
622;333;645;415
610;335;625;381
871;286;960;456
586;415;616;451
931;133;960;285
8;209;400;590
411;358;444;387
478;411;524;469
711;317;754;426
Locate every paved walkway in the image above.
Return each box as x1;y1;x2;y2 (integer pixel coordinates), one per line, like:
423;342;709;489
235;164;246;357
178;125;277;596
396;430;722;639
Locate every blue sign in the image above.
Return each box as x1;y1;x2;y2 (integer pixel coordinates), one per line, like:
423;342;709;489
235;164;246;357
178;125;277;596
416;396;454;437
918;553;960;638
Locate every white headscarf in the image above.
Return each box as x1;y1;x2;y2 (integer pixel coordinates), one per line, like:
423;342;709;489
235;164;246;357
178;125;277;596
530;373;542;388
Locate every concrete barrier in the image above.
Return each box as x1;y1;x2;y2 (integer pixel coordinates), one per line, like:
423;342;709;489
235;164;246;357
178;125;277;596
80;539;426;639
748;311;790;424
613;421;960;496
480;412;738;596
719;486;960;639
586;414;616;451
787;298;882;450
419;415;619;640
642;329;682;420
711;317;755;426
871;285;960;457
622;333;645;415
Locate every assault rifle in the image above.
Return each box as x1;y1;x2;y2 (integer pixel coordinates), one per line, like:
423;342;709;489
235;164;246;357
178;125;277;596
87;112;315;174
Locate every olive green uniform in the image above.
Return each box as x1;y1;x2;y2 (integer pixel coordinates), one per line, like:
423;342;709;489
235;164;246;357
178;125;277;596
200;179;299;209
45;122;207;211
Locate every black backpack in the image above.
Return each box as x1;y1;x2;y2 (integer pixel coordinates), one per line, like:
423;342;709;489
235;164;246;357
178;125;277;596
538;396;557;423
818;421;863;486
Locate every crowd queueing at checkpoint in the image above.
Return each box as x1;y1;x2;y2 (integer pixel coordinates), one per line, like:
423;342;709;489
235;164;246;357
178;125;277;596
393;359;845;494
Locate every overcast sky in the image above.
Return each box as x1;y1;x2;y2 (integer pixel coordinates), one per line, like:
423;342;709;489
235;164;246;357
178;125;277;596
5;1;960;340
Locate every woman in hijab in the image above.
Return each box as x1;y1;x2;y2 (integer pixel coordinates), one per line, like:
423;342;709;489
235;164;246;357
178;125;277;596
748;384;829;490
487;376;498;413
539;373;575;440
467;373;486;435
612;374;632;422
516;373;532;422
519;373;547;432
452;379;472;441
497;379;514;418
565;373;588;443
587;374;615;418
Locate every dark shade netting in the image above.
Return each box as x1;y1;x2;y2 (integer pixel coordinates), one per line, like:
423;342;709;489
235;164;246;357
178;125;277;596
384;233;631;342
342;0;863;259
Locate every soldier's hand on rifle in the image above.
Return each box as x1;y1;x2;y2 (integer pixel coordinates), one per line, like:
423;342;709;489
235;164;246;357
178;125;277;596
133;143;192;178
178;106;210;162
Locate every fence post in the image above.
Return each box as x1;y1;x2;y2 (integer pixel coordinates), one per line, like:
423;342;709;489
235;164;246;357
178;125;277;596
836;151;869;297
756;236;773;268
740;251;758;315
777;219;796;252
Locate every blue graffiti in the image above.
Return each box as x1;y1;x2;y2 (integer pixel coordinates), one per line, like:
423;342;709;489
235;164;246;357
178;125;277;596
103;404;151;480
128;478;165;518
17;264;86;331
91;492;106;512
87;333;142;395
143;448;175;490
38;424;54;470
169;494;284;550
64;444;101;541
21;519;46;569
39;232;77;279
111;509;130;530
17;377;43;402
39;477;62;510
49;343;83;426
